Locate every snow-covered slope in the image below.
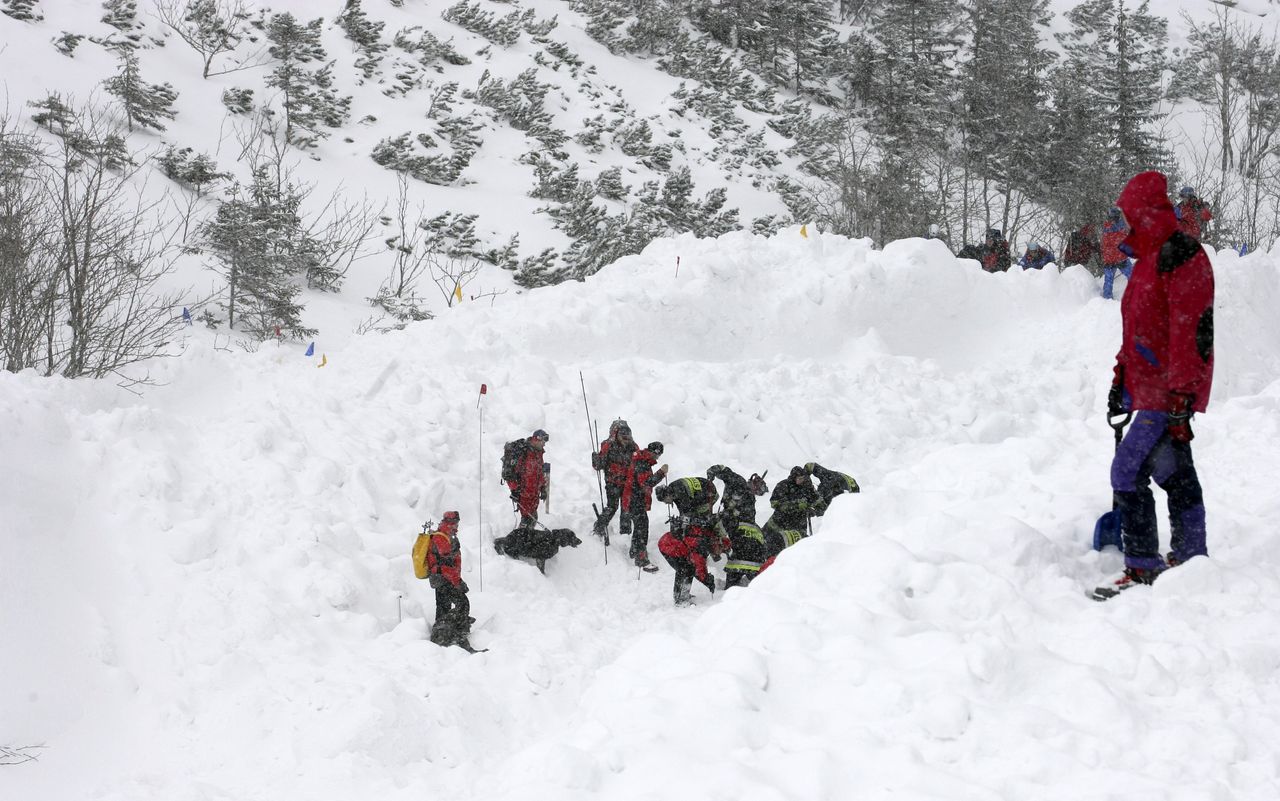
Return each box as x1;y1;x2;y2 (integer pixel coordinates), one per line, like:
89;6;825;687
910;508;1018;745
4;229;1280;800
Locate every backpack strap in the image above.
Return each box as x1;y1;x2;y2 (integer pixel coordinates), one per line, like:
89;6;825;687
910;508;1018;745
1158;230;1200;273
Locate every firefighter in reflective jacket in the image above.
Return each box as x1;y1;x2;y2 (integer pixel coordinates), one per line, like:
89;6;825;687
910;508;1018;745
760;467;819;569
806;462;860;516
413;511;473;648
655;477;728;606
705;465;769;587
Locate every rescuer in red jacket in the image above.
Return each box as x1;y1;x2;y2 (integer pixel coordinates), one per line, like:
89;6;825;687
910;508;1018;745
1104;170;1214;593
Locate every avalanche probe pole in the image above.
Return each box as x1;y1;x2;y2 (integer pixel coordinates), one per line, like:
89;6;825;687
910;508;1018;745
594;419;608;564
477;383;487;592
580;371;608;565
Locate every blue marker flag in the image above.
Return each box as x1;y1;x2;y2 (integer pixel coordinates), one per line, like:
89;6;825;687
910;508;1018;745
182;307;192;325
1238;243;1249;256
304;342;315;357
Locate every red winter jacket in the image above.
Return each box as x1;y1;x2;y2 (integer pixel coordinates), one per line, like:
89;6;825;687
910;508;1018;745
620;449;664;512
594;438;635;489
1114;171;1215;414
507;440;546;517
427;521;463;586
1100;218;1130;267
1175;197;1213;241
658;526;729;582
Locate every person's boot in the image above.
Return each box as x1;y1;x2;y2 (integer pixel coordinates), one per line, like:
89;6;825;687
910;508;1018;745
634;550;659;573
673;576;693;607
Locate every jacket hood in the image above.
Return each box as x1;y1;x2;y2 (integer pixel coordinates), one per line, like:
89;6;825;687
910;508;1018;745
1116;171;1179;253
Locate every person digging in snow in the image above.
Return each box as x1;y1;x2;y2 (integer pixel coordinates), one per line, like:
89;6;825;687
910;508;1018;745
705;465;769;587
655;477;727;605
1092;170;1214;601
806;462;861;517
620;441;669;571
761;466;819;564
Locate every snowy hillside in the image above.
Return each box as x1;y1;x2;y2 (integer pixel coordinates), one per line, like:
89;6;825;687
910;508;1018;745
5;229;1280;800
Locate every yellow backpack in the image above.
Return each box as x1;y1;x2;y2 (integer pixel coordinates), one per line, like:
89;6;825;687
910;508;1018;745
412;531;434;579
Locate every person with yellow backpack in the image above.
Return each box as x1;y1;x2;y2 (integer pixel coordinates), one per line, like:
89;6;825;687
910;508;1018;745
412;511;477;651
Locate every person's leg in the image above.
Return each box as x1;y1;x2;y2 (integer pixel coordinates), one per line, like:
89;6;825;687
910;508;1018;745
1153;440;1207;563
1111;411;1169;573
628;510;650;562
1102;266;1116;299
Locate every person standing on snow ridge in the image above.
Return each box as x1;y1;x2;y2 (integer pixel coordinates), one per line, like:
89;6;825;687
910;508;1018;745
508;429;549;529
1099;170;1214;597
655;477;726;605
1174;186;1213;243
1063;222;1102;275
591;419;637;540
619;441;669;571
706;465;770;587
979;228;1012;273
1100;206;1133;300
1018;241;1056;270
416;511;474;648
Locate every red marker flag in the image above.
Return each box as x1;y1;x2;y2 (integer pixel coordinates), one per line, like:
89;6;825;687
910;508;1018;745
477;383;487;407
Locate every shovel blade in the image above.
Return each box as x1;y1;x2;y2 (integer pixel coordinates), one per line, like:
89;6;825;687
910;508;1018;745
1093;510;1124;551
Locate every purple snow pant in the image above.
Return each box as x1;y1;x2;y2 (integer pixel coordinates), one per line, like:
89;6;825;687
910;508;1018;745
1110;410;1207;570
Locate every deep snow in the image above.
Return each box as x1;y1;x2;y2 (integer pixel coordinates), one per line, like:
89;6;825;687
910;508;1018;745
4;229;1280;800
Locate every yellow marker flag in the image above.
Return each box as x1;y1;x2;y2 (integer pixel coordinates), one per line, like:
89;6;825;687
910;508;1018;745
318;354;328;368
453;283;463;302
800;224;808;238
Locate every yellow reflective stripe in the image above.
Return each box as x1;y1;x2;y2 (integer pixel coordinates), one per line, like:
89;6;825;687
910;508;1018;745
680;477;702;495
736;524;765;543
782;529;805;547
725;560;762;572
844;475;859;491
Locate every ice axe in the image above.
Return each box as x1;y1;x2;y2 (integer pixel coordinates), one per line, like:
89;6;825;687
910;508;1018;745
1092;410;1131;551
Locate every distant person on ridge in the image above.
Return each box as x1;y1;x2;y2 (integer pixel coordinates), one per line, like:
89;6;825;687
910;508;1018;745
1174;186;1213;242
1018;241;1056;270
1063;222;1102;275
1092;170;1214;600
620;441;669;571
978;228;1011;273
1101;206;1132;300
592;419;637;540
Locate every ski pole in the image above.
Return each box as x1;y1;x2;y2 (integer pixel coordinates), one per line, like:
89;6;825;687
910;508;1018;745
594;418;607;565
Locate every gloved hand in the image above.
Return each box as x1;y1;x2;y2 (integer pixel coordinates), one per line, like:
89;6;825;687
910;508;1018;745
700;574;716;594
1108;365;1126;417
1167;392;1195;443
591;452;603;470
459;580;469;593
428;574;446;590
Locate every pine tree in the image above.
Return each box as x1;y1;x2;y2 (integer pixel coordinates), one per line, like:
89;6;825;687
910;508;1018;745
1058;0;1170;179
337;0;388;80
200;168;317;340
101;0;139;31
1;0;41;22
102;48;179;132
752;0;838;93
266;13;352;147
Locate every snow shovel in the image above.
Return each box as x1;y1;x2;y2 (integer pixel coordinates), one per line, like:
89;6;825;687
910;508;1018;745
1092;411;1131;551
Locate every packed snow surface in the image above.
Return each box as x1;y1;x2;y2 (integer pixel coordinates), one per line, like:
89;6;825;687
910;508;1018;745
4;230;1280;801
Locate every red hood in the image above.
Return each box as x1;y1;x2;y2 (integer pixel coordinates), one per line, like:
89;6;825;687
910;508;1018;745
1116;171;1179;254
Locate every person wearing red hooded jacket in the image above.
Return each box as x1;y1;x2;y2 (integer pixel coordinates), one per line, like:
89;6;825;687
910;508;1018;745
1100;171;1214;596
508;430;549;528
421;511;473;648
1174;186;1213;242
619;441;668;571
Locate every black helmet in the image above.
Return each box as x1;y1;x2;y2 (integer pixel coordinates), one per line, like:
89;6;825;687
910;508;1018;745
531;429;549;442
647;441;664;456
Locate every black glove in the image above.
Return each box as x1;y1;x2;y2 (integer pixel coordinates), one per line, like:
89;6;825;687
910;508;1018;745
700;574;716;594
428;574;446;590
1107;381;1125;417
459;580;469;593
